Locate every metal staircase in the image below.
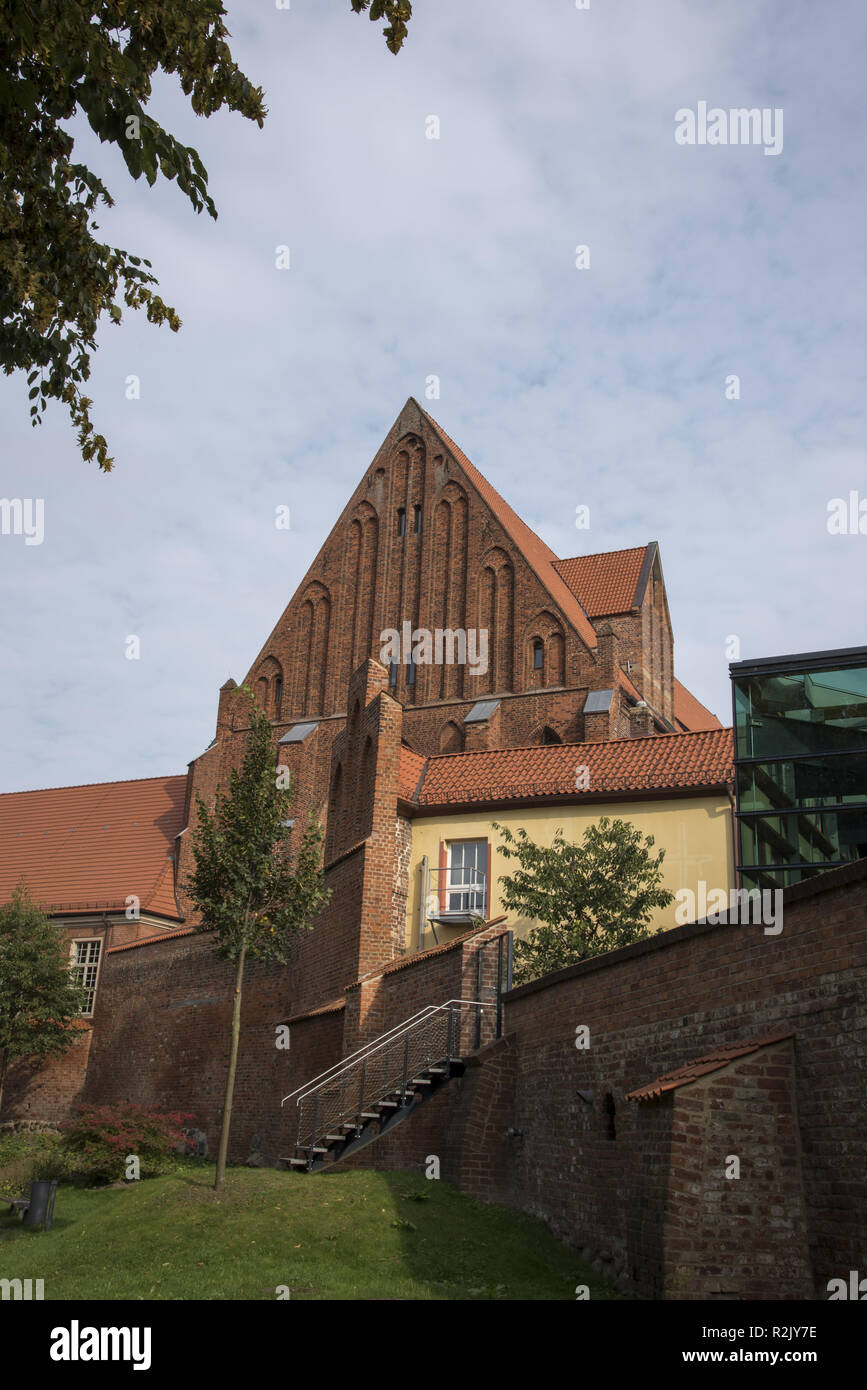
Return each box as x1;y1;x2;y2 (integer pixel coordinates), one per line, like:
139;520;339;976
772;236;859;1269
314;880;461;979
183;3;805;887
279;999;494;1173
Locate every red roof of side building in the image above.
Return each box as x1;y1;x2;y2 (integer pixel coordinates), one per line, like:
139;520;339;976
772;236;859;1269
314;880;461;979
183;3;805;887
673;678;722;732
0;774;187;919
553;547;650;616
420;407;599;651
398;745;427;802
626;1033;794;1102
400;727;733;809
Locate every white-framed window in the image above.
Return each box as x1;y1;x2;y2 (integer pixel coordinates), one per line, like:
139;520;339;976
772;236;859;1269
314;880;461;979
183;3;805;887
70;938;102;1016
446;839;487;914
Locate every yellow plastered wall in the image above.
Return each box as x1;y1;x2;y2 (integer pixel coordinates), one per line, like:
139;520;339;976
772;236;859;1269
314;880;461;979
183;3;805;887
405;795;734;953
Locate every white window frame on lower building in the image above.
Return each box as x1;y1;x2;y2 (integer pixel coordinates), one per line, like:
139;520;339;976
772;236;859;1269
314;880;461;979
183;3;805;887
70;938;102;1017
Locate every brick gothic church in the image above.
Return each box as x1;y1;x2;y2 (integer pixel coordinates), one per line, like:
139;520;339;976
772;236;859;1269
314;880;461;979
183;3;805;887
173;396;720;1008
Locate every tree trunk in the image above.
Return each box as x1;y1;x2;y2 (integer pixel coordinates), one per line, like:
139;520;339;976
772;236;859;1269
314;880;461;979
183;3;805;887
0;1047;8;1118
214;942;247;1191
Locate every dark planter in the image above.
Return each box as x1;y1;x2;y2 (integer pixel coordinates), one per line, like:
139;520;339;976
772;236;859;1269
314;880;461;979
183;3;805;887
22;1179;58;1231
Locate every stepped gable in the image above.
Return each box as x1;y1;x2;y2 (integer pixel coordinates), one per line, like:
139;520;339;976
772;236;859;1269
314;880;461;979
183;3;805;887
229;398;609;736
0;774;186;918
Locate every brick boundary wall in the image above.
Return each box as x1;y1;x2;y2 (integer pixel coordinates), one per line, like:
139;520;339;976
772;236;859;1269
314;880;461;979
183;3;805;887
72;931;304;1165
341;858;867;1300
2;1021;94;1125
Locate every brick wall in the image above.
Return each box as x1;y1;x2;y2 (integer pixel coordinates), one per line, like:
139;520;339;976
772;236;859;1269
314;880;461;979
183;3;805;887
657;1041;811;1300
2;1022;93;1123
277;1003;346;1162
1;913;179;1126
341;858;866;1300
79;931;299;1164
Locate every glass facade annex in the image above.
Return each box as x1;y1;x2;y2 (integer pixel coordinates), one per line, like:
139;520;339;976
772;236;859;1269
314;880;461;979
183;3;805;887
731;647;867;892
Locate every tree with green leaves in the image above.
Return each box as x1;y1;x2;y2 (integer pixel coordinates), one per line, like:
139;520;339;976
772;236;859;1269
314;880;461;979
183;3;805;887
0;880;89;1115
0;1;412;470
184;691;330;1190
493;817;674;985
350;0;413;55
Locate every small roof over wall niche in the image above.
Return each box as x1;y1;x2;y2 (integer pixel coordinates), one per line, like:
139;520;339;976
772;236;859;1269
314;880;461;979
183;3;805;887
626;1032;794;1102
279;721;320;744
464;699;500;725
584;688;614;714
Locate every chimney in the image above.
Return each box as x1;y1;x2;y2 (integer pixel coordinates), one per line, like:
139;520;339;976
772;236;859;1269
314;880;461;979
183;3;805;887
630;702;654;737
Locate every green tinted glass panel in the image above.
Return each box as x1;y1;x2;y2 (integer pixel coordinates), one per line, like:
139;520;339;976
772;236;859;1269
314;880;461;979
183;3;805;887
737;754;867;811
734;665;867;760
740;865;828;893
738;806;867;869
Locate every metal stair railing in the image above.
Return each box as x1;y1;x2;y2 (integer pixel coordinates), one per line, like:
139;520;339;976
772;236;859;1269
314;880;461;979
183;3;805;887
283;999;494;1158
280;1002;462;1111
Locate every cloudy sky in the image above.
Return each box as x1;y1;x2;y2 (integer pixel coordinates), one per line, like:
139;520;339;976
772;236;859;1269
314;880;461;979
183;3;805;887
2;0;865;792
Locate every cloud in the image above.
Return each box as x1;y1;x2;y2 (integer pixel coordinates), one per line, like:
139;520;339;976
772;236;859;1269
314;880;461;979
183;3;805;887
1;0;865;785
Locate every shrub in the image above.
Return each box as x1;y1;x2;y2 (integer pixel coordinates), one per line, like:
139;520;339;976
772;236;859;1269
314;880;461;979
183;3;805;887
57;1105;197;1185
0;1130;64;1197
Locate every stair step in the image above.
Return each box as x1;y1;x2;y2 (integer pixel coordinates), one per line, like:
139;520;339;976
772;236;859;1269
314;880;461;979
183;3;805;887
300;1145;328;1154
411;1078;432;1086
324;1134;345;1142
426;1067;447;1074
377;1100;399;1108
280;1157;308;1167
360;1111;380;1119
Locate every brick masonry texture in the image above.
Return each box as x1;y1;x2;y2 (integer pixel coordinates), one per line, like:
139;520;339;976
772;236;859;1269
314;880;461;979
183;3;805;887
355;856;864;1301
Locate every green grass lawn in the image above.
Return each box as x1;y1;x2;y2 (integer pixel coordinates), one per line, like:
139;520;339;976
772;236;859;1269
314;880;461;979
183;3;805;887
0;1163;622;1300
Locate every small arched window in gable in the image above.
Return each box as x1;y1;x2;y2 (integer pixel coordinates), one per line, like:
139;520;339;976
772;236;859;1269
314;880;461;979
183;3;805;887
532;638;544;671
439;720;463;754
274;676;283;719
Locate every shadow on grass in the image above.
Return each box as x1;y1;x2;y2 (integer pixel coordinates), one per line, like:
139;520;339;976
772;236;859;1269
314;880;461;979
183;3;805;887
0;1211;76;1239
318;1165;622;1301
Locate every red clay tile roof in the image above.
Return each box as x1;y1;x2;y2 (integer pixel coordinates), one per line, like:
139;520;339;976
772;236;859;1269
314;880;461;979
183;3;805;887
108;927;196;953
400;727;733;808
554;547;649;616
420;407;599;651
398;745;427;801
283;995;346;1024
0;775;187;919
347;918;510;987
626;1033;794;1102
673;678;722;732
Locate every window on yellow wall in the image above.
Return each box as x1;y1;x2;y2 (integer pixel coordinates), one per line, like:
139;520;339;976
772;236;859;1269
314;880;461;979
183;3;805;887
446;839;488;915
